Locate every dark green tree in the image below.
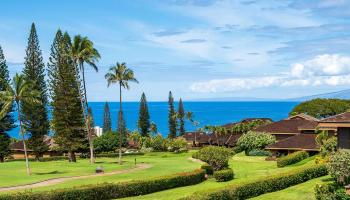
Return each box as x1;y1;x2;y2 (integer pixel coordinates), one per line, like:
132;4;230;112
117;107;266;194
0;45;15;163
21;23;49;160
103;102;112;133
48;30;86;162
290;98;350;119
178;98;185;136
168;91;177;138
137;92;150;136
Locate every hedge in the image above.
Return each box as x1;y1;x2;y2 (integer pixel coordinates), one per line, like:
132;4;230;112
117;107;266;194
248;149;272;157
0;169;206;200
214;169;234;182
277;151;309;168
94;152;144;158
201;164;214;175
181;164;327;200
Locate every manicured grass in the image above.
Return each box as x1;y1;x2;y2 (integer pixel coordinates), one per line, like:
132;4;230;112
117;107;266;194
251;175;332;200
121;154;318;200
0;152;201;193
0;157;133;187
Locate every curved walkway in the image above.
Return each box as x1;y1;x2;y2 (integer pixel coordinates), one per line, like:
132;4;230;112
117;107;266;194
0;163;152;192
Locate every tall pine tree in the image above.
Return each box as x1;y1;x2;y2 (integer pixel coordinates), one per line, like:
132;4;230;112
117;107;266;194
0;45;15;163
178;98;185;136
103;102;112;133
48;30;86;162
137;92;150;136
168;91;177;138
21;23;49;159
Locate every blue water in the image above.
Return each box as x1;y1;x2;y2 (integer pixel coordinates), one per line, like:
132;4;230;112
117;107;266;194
8;101;299;138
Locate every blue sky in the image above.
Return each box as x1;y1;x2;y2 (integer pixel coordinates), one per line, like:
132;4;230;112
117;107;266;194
1;0;350;101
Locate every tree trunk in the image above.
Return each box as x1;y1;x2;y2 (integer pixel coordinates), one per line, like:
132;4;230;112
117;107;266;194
118;83;123;165
68;151;76;162
0;156;4;163
17;102;31;175
79;63;94;164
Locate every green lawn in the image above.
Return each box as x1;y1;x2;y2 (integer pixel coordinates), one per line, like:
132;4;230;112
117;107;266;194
0;152;201;193
121;154;318;200
0;152;323;200
251;176;332;200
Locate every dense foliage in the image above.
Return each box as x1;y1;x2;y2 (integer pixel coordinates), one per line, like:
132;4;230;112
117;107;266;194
93;131;127;153
327;150;350;186
315;182;350;200
236;131;276;155
193;146;234;170
168;91;177;138
231;119;272;134
168;137;187;152
22;23;50;160
0;45;14;163
214;168;234;182
289;98;350;119
248;149;272;156
181;164;327;200
178;98;185;136
102;102;112;133
138;92;150;136
277;151;309;168
0;169;205;200
48;30;87;162
201;163;214;175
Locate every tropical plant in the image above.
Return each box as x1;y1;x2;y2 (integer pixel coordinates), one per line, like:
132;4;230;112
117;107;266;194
150;122;158;136
193;146;234;170
0;73;40;175
71;35;100;164
316;130;337;158
236;131;276;155
185;111;200;146
105;62;138;164
205;125;227;146
327;150;350;186
93;131;125;153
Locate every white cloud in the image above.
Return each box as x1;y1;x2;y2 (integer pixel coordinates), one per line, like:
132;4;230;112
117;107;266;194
190;54;350;93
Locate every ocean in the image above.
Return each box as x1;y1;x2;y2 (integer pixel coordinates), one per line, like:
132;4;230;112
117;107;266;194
7;101;299;138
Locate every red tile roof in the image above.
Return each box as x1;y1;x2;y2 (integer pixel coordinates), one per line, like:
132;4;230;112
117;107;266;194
266;134;320;151
320;112;350;123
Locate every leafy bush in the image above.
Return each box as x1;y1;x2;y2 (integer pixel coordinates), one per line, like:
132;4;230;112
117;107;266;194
201;164;214;175
214;168;234;182
193;146;234;170
93;131;127;153
277;151;309;168
181;164;328;200
236;131;276;155
0;169;206;200
6;156;67;162
95;152;144;158
248;149;272;156
327;150;350;186
168;138;187;152
315;183;350;200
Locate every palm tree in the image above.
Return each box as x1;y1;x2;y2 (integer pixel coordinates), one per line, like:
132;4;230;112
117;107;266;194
0;74;40;175
71;35;100;164
150;122;158;136
105;62;138;164
185;112;200;146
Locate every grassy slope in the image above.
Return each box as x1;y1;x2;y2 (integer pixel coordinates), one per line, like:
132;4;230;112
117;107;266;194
251;175;332;200
0;152;201;193
121;154;317;200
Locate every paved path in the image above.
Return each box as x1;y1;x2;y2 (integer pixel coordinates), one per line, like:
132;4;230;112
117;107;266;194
0;163;152;192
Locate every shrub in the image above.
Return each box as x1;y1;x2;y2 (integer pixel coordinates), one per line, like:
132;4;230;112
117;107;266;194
248;149;272;156
236;131;275;155
181;164;328;200
6;156;67;162
277;151;309;168
95;152;144;158
93;131;127;153
327;150;350;186
201;164;214;175
214;168;234;182
315;183;350;200
0;169;206;200
193;146;234;170
168;138;187;152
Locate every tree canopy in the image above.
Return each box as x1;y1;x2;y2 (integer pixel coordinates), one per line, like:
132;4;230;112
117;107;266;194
289;98;350;119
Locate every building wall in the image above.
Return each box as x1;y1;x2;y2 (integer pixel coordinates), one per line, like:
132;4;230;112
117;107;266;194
338;128;350;149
